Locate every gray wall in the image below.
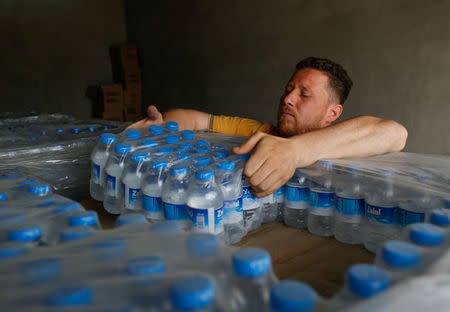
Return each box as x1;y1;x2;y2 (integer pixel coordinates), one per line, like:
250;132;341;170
126;0;450;155
0;0;127;119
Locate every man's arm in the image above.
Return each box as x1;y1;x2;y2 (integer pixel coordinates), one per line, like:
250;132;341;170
234;115;408;197
127;105;209;131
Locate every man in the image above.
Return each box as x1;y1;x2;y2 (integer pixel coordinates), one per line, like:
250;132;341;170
129;57;408;197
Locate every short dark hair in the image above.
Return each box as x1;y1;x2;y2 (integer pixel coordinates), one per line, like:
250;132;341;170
296;57;353;105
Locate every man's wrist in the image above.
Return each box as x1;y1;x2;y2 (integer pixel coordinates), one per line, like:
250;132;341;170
288;134;320;168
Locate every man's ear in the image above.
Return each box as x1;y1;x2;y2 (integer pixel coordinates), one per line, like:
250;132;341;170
326;103;343;124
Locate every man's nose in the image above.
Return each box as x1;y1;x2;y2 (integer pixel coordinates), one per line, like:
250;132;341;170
283;89;296;107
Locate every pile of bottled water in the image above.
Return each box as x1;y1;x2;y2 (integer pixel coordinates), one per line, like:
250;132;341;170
0;113;126;200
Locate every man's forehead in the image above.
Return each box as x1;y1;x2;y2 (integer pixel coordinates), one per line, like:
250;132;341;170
288;68;329;89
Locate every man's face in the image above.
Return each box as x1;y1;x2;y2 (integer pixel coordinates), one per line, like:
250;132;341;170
277;68;335;137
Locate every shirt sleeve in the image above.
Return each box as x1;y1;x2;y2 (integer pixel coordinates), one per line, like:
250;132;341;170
208;114;274;136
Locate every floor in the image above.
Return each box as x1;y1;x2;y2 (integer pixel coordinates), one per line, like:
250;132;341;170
81;198;375;298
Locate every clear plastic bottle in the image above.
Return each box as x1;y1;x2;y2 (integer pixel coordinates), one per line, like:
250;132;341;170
273;185;285;222
165;121;179;133
186;169;224;236
161;164;191;230
90;133;116;202
333;192;365;244
216;161;245;244
262;192;278;223
180;129;195;141
307;185;335;237
115;212;147;227
123;128;141;148
284;171;309;229
59;226;95;243
408;223;445;267
171;275;216;311
120;151;149;212
103;143;131;214
270;280;320;312
429;208;450;228
142;158;169;223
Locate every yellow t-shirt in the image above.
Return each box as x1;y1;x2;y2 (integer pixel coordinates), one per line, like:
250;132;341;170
208;115;275;136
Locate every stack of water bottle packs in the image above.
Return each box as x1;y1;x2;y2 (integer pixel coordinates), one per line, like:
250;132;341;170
0;113;126;200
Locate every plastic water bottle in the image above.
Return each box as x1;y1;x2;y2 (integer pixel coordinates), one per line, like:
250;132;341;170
161;164;191;230
178;141;194;153
429;208;450;228
186;169;224;236
121;151;149;212
180;130;195;141
231;247;277;310
171;275;216;311
284;171;309;229
124;129;141;148
408;223;445;267
115;212;147;227
148;124;164;137
262;192;278;223
59;226;95;243
216;161;245;244
212;150;229;162
165;121;179;133
363;170;400;252
273;186;285;222
192;146;210;156
142;159;169;223
90;133;116;202
270;280;320;312
104;143;131;214
375;240;421;283
333;192;365;244
307;185;335;237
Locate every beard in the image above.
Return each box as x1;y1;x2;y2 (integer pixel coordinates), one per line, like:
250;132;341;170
276;116;320;138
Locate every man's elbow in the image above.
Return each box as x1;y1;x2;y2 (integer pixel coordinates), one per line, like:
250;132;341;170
388;120;408;152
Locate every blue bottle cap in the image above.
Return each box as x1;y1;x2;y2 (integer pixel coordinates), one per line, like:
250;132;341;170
165;121;179;132
100;133;116;145
127;256;166;276
187;233;219;258
217;161;235;172
176;151;192;162
71;128;80;133
116;213;146;226
149;221;181;233
430;209;450;227
178;142;194;151
21;258;61;284
56;128;65;133
115;143;131;155
125;129;141;140
0;192;7;201
409;223;445;247
0;213;27;226
46;284;93;306
52;202;81;215
8;224;42;242
236;153;250;161
165;134;179;144
68;211;98;227
195;169;214;181
28;184;51;196
92;237;127;260
213;150;229;159
382;240;420;269
171;276;215;311
232;247;272;278
156;146;173;155
193;146;209;154
141;138;157;148
193;156;211;167
196;139;210;147
131;151;148;163
60;226;94;242
88;126;97;132
180;130;195;140
271;280;316;312
0;242;28;259
347;264;390;298
149;125;163;136
170;165;188;176
151;159;168;170
102;125;110;130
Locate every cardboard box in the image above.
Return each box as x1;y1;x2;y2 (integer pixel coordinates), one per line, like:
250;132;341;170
100;84;124;113
102;110;123;122
123;88;142;118
122;67;142;90
120;45;139;68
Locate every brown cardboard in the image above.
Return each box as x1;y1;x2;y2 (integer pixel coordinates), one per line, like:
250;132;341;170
100;84;124;113
122;67;142;90
123;88;142;118
120;45;139;68
102;110;123;122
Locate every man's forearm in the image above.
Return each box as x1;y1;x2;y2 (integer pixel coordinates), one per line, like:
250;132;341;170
290;115;408;165
162;109;209;131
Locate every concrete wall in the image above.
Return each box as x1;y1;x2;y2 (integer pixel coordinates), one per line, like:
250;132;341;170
126;0;450;155
0;0;127;119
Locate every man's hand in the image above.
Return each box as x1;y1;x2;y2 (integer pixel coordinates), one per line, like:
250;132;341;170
126;105;163;129
232;132;316;197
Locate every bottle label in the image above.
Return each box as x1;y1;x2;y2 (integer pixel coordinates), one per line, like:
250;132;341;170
106;174;117;197
336;197;364;216
188;206;223;234
398;208;425;226
309;190;334;209
125;187;141;208
273;185;285;203
366;204;397;225
91;163;101;184
143;195;162;212
242;186;259;210
163;203;189;220
286;185;309;202
262;193;274;204
223;197;243;222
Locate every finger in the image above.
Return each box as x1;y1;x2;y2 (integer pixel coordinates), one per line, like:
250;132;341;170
232;131;265;155
126;118;148;130
243;140;271;177
247;158;275;188
147;105;163;122
252;171;284;198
